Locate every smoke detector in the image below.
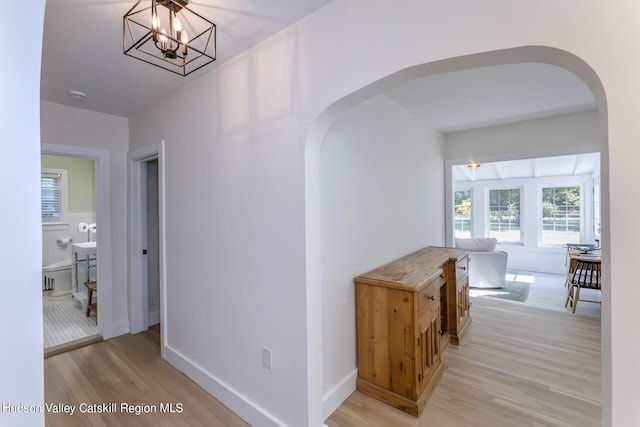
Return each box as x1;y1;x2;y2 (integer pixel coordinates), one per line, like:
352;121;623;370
68;90;87;100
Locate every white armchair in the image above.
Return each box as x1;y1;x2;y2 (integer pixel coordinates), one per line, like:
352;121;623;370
455;237;508;288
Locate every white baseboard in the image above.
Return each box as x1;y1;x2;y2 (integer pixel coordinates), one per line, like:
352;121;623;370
164;344;286;427
322;369;357;420
148;310;160;326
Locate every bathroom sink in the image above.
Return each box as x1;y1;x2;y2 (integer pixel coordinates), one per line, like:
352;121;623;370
72;241;97;258
72;242;96;249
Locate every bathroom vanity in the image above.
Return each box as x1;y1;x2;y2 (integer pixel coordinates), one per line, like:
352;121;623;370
72;241;97;312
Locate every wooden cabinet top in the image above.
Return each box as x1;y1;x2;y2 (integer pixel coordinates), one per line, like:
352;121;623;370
355;246;467;292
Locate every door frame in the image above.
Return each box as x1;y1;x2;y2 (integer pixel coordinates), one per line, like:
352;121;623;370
41;143;114;338
128;140;167;356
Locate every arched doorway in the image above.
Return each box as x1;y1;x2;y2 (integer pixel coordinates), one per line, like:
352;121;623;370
305;46;609;423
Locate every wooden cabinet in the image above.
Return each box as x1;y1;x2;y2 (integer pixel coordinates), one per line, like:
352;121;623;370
355;276;443;416
354;247;468;416
447;255;470;346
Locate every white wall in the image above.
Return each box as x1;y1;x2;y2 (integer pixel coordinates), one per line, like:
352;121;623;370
319;95;445;415
40;102;129;337
129;37;310;426
124;1;640;426
0;2;45;426
445;110;601;164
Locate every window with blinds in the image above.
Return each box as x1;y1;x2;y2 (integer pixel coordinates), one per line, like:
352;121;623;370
41;172;62;222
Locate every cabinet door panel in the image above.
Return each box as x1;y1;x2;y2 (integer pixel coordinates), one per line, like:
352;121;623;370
388;289;414;399
417;305;441;391
356;284;391;388
457;277;470;325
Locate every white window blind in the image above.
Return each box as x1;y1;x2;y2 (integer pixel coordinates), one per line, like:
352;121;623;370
41;172;62;222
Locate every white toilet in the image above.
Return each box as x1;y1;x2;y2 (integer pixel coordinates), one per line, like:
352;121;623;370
42;259;73;297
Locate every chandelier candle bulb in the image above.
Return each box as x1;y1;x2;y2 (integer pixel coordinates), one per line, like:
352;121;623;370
181;31;188;55
173;16;182;37
152;14;159;32
160;29;168;51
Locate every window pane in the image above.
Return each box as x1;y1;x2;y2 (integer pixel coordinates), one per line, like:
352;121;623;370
41;174;61;222
542;186;580;245
489;188;521;242
454;190;472;238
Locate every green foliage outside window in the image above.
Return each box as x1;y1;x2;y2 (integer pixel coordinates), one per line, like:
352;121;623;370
489;189;521;242
454;190;472;238
542;186;580;245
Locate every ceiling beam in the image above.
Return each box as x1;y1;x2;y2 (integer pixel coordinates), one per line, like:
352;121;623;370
572;156;581;175
461;165;475;181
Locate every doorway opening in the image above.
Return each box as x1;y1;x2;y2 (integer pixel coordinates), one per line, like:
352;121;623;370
129;141;166;357
40;143;114;356
41;154;99;353
145;159;161;330
305;48;609;424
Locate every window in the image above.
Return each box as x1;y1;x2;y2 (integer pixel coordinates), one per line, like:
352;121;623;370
541;186;581;245
489;188;521;243
41;169;68;224
41;172;62;223
454;190;472;238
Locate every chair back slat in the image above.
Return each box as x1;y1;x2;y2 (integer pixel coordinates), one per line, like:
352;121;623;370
569;259;601;290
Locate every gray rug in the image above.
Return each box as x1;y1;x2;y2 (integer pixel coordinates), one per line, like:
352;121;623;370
472;281;530;303
43;291;97;348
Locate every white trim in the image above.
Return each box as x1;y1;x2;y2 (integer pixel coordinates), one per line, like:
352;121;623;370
141;161;150;330
322;369;357;420
128;154;145;334
164;345;287;427
128;140;167;358
148;310;160;326
445;159;457;247
110;320;131;338
41;143;115;339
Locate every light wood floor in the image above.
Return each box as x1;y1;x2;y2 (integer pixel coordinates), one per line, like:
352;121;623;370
326;296;601;426
45;274;600;427
44;325;249;427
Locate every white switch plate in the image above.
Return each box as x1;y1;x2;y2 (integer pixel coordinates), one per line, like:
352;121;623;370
262;347;272;370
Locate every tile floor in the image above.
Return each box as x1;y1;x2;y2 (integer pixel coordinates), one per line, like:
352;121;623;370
43;291;98;348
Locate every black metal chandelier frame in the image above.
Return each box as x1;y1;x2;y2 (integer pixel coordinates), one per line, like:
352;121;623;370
123;0;216;76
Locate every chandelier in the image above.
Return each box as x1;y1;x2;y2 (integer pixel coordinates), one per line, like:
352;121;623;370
123;0;216;76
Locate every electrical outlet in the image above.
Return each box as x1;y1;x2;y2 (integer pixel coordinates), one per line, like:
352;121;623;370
262;347;272;370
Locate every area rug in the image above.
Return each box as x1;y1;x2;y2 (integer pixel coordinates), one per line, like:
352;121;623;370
470;280;530;303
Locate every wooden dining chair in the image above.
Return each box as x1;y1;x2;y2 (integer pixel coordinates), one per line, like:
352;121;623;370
564;258;601;313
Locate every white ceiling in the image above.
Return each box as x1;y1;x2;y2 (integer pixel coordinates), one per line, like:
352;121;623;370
453;152;601;183
382;62;597;133
41;0;334;117
41;2;598;137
